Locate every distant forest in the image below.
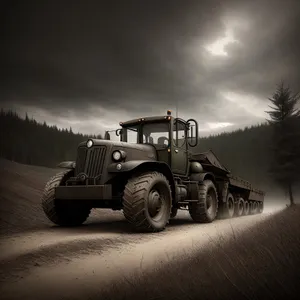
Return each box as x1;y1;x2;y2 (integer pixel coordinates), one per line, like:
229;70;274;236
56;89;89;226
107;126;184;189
0;110;102;168
0;109;280;192
197;124;273;189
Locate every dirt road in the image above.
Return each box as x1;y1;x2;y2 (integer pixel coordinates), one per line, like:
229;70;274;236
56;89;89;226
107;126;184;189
0;159;285;300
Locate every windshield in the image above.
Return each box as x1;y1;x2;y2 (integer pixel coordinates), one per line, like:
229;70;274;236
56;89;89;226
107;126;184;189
143;122;170;148
122;122;170;147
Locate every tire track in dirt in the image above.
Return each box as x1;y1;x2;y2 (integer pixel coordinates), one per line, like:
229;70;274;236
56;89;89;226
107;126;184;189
0;210;283;300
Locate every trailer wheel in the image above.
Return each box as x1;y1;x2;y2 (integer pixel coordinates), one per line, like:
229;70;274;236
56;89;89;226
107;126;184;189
42;170;91;226
170;207;178;219
250;201;257;214
234;197;244;217
258;202;264;214
221;192;235;219
249;202;253;214
255;201;260;214
188;180;218;223
123;171;172;232
243;201;250;215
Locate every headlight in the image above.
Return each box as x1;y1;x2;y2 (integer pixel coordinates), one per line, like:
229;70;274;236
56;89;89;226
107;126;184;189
112;150;122;161
86;139;93;148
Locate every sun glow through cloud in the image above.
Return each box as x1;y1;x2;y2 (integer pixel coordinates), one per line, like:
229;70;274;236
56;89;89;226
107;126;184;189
204;28;238;56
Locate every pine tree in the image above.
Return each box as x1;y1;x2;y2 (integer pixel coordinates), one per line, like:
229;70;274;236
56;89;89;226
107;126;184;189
265;81;300;205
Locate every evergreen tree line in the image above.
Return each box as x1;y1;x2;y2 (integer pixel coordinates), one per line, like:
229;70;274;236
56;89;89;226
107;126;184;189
0;109;103;168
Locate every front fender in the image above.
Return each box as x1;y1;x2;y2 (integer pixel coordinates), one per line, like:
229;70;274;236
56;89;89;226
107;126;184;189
108;160;176;204
56;161;76;169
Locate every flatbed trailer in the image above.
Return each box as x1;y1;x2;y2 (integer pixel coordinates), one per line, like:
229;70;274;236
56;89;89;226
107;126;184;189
190;150;265;216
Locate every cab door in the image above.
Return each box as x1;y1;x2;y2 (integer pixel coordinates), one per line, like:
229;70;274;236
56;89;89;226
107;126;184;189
171;119;188;176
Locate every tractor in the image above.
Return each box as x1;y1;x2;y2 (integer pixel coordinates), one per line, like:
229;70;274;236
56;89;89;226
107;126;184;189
41;110;265;232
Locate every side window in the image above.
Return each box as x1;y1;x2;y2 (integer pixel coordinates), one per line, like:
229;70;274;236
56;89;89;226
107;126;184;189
126;128;138;143
173;120;186;148
143;134;154;144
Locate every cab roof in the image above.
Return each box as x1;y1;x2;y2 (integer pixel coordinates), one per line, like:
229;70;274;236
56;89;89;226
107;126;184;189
120;115;173;127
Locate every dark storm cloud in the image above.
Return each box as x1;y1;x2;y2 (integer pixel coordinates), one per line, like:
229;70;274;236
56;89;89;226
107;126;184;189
2;1;223;108
1;0;300;134
208;0;300;97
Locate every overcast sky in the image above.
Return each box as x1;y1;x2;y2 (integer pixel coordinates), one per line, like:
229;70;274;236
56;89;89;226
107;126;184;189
2;0;300;137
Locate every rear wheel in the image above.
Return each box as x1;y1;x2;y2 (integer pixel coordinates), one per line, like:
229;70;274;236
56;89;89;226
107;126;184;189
188;180;218;223
234;197;244;217
41;170;91;226
123;171;172;232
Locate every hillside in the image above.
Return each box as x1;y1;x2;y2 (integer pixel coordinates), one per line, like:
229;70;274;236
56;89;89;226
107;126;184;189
0;158;123;235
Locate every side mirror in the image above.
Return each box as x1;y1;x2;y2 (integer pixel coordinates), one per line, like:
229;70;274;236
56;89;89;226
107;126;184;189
116;129;123;136
104;131;111;140
186;119;198;147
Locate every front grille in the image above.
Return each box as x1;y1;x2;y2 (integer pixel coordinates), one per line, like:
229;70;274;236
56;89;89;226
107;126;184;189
75;147;87;174
75;146;107;178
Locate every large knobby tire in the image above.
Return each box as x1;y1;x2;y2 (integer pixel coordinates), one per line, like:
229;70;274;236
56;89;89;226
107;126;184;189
188;180;218;223
41;170;91;226
123;171;172;232
170;207;178;219
234;197;244;217
221;192;235;219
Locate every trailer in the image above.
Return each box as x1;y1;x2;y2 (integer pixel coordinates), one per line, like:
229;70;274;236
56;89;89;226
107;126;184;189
41;110;265;232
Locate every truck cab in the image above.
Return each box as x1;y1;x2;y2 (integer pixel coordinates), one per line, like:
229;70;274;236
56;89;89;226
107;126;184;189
107;110;198;178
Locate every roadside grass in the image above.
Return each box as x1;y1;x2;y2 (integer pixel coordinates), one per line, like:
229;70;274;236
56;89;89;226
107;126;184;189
96;205;300;300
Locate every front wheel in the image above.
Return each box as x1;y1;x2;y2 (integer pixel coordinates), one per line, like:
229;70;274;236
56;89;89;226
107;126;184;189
123;171;172;232
188;180;218;223
41;170;91;226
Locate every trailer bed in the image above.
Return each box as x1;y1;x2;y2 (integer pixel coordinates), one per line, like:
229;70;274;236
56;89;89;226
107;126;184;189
191;150;265;202
228;174;265;201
